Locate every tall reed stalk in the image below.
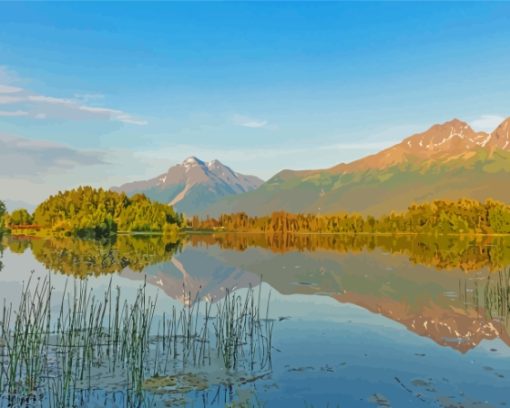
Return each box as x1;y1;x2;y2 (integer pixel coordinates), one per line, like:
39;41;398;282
0;274;274;407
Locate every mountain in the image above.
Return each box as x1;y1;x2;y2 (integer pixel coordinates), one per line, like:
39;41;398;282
207;117;510;216
112;157;263;215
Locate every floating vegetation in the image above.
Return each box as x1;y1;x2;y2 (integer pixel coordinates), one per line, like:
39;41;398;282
143;373;208;394
0;274;274;407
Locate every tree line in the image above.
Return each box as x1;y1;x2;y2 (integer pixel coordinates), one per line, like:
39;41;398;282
3;195;510;238
193;198;510;235
1;187;184;238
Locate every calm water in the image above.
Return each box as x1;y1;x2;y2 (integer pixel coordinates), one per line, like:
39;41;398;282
1;233;510;407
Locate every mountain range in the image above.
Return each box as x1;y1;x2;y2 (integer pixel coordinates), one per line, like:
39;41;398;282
112;156;263;214
206;117;510;216
113;117;510;216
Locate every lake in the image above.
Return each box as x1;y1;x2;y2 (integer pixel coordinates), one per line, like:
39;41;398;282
1;233;510;407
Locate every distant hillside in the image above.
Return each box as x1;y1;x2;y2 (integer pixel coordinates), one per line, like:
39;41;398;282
112;157;263;215
206;117;510;216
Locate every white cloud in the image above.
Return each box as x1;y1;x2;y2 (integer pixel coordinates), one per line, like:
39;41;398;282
27;94;75;105
0;133;107;179
0;66;146;126
0;131;110;206
0;95;25;104
0;84;22;94
115;115;148;126
469;114;505;133
0;110;28;117
232;114;268;129
73;93;105;102
79;106;148;125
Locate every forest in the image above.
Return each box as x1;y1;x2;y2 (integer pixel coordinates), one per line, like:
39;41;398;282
1;188;184;238
3;195;510;239
193;198;510;235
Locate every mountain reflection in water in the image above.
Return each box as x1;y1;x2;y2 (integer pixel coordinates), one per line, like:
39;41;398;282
3;233;510;353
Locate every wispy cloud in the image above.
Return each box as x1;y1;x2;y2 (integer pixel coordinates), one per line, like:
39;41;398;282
0;84;23;94
469;114;505;133
0;66;146;126
27;95;74;105
0;110;29;117
232;114;268;129
0;133;107;179
0;95;25;104
79;106;148;126
73;93;105;102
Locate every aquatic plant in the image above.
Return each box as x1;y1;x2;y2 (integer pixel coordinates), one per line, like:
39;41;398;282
0;274;274;407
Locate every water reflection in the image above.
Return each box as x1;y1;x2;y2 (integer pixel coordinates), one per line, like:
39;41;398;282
3;233;510;406
4;234;182;277
188;233;510;271
4;233;510;353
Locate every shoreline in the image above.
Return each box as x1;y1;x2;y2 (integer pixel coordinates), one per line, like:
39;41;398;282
6;229;510;239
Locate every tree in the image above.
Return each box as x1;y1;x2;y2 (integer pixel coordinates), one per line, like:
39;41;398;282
0;200;6;230
32;186;183;238
0;200;5;272
9;208;33;226
191;198;510;236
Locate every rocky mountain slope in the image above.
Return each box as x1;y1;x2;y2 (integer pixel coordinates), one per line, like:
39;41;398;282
112;157;263;215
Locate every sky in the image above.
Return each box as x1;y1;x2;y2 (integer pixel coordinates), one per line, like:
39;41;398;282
1;2;510;208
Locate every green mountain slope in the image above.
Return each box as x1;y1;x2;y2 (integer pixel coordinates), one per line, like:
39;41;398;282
205;118;510;216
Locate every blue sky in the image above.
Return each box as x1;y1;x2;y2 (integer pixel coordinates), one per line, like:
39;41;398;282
1;2;510;206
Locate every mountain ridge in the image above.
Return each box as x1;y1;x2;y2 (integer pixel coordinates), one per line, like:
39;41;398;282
112;157;263;214
205;117;510;216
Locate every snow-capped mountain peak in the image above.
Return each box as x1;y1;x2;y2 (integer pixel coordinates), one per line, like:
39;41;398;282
112;157;264;214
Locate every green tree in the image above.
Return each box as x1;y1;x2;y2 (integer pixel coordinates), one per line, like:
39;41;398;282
487;199;510;234
0;200;5;272
32;186;182;238
0;200;6;231
9;208;33;226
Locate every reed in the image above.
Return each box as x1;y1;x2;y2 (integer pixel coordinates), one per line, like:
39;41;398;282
0;274;274;407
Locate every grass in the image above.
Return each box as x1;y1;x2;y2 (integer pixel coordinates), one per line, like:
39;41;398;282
0;274;274;407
